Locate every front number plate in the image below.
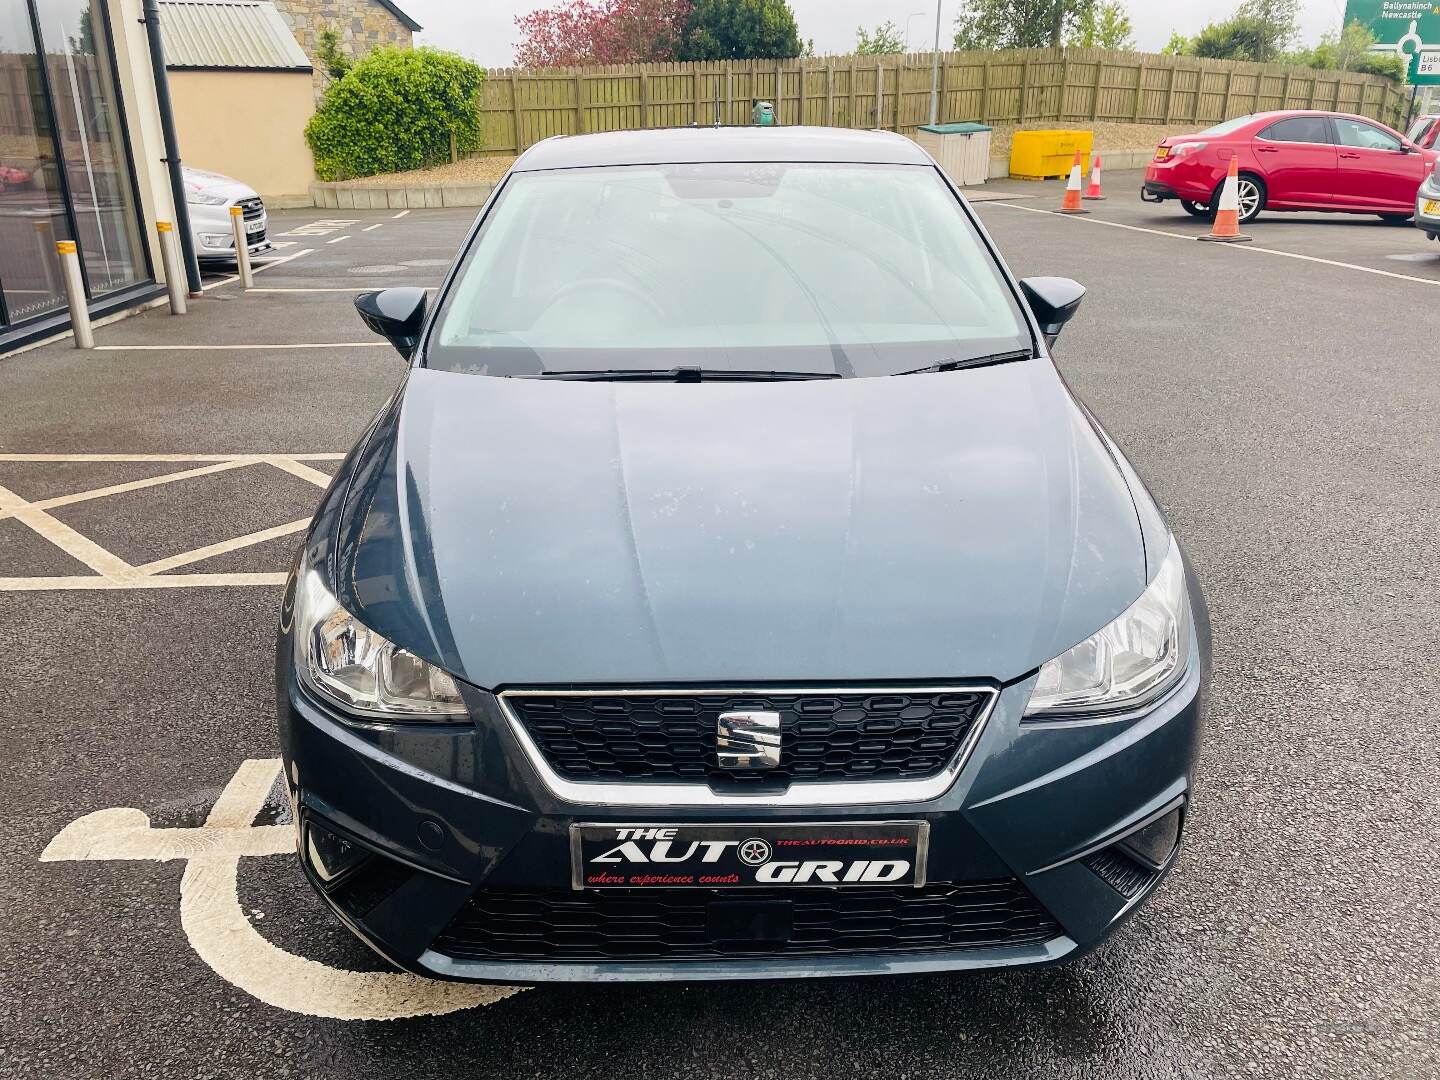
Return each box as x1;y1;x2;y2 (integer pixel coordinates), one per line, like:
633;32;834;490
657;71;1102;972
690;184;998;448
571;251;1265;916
571;821;928;889
1423;199;1439;216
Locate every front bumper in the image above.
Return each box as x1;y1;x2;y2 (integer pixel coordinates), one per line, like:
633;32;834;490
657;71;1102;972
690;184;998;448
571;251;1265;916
277;625;1204;982
1416;190;1440;238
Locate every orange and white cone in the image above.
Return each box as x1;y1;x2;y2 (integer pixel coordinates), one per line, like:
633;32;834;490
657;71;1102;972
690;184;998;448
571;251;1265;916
1057;151;1089;214
1083;154;1105;200
1198;156;1252;243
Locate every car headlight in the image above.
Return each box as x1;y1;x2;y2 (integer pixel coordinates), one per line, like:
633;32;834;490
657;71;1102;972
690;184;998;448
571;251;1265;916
186;190;228;205
1025;538;1192;717
292;565;468;721
1421;168;1440;197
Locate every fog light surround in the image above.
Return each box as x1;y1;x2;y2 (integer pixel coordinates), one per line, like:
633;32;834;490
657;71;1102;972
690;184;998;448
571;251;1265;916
304;819;370;885
199;233;233;249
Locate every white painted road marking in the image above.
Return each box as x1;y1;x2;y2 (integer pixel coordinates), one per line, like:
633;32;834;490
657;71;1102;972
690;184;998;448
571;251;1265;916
363;223;384;232
94;342;386;351
0;454;338;591
41;759;520;1020
326;234;352;244
990;201;1440;288
392;209;410;219
274;219;360;238
201;247;315;292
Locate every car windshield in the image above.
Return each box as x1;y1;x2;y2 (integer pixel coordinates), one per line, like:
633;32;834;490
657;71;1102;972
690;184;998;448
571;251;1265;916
426;161;1030;379
1197;115;1255;137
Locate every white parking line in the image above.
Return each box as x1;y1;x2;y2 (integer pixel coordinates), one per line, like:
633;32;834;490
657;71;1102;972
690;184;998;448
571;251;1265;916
392;209;410;219
134;518;311;575
202;247;315;292
0;454;339;591
990;202;1440;288
93;342;386;351
326;234;352;244
363;223;384;232
0;453;345;462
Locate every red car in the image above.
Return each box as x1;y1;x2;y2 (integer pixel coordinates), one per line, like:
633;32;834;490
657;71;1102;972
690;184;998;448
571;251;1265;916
1142;110;1437;224
1406;113;1440;150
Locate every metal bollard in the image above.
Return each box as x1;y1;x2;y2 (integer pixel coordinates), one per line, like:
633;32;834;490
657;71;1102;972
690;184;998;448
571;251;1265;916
155;221;187;314
229;205;254;289
55;240;93;349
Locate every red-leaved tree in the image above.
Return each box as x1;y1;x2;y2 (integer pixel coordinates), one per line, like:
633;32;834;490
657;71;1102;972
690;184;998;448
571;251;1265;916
514;0;690;67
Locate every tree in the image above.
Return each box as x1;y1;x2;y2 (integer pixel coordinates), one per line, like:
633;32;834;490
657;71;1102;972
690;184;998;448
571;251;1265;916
514;0;690;67
679;0;804;60
855;20;905;55
316;26;353;82
1237;0;1299;61
305;47;484;180
1188;15;1270;61
953;0;1095;51
1160;30;1189;55
1290;20;1405;80
1068;2;1134;49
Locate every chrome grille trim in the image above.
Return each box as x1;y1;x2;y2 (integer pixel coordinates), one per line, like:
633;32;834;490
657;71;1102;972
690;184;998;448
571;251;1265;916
497;685;1000;807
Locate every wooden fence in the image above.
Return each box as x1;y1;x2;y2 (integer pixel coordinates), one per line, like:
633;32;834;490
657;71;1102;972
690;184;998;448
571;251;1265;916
474;47;1408;157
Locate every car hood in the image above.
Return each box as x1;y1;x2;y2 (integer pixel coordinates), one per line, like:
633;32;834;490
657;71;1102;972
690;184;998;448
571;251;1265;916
181;165;257;202
330;365;1149;689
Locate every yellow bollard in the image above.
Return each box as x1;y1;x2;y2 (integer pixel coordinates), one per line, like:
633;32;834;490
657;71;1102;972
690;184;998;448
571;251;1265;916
229;205;254;289
155;221;187;314
55;240;93;349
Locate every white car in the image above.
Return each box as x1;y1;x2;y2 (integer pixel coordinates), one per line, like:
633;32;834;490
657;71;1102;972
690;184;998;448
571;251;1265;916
182;165;273;264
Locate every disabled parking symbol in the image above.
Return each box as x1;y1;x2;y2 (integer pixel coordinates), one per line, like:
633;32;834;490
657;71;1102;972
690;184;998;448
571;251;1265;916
40;758;524;1020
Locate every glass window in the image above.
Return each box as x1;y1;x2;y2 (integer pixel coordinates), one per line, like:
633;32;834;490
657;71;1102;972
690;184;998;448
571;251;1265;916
38;0;147;297
0;0;72;323
1259;116;1332;144
429;162;1029;379
1198;115;1255;137
1405;116;1436;147
1334;118;1402;151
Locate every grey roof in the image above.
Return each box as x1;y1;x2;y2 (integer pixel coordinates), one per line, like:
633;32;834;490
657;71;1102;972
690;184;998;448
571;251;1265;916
376;0;422;31
158;0;312;71
514;127;932;172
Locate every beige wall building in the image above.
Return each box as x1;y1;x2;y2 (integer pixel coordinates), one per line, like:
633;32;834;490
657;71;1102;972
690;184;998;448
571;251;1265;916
271;0;420;98
159;1;318;205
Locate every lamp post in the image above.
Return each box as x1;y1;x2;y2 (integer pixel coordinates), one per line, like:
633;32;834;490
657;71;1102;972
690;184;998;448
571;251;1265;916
929;1;943;125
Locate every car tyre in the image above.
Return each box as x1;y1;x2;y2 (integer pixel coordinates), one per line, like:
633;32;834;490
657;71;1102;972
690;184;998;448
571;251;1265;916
1213;174;1265;224
1180;200;1211;219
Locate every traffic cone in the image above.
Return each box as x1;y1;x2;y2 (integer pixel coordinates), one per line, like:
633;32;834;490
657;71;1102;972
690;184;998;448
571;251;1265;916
1198;156;1252;243
1083;154;1105;200
1056;151;1089;214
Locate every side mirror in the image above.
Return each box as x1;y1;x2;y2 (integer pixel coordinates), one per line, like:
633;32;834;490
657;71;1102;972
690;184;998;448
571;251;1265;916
355;288;427;359
1019;277;1086;349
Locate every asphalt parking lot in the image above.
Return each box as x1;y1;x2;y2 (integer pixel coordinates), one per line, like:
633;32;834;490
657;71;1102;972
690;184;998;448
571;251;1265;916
2;173;1438;1079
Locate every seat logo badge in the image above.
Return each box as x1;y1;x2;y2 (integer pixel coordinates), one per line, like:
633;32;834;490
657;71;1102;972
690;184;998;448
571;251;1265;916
716;710;782;770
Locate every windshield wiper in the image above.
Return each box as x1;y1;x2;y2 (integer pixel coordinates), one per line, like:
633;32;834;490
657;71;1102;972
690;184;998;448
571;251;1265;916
528;367;841;382
892;349;1032;376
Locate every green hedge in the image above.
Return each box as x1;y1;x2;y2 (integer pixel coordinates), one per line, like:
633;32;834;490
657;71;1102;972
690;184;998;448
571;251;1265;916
306;47;484;181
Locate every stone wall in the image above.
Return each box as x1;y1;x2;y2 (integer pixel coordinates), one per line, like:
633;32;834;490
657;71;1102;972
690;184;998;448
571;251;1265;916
272;0;415;99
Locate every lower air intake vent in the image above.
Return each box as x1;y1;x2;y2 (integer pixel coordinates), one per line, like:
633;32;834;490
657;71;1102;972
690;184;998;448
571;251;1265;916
432;879;1061;961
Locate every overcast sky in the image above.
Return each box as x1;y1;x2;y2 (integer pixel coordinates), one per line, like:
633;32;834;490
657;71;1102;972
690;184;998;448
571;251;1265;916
401;0;1358;68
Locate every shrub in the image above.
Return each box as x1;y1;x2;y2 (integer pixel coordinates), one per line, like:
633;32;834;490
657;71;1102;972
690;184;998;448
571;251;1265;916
305;47;484;181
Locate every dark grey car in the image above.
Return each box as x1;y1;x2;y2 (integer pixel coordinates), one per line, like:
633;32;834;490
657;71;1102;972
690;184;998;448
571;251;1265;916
277;127;1207;983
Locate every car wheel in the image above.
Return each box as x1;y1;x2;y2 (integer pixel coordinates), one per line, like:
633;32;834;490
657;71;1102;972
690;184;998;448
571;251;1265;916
1180;200;1211;219
1378;213;1412;223
1213;175;1265;223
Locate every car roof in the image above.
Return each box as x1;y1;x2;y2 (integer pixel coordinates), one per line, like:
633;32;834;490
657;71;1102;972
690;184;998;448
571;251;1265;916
512;125;934;171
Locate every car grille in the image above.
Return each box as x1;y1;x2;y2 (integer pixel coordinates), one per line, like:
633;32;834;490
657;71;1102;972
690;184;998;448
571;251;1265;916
505;689;994;787
238;197;264;220
432;880;1061;962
